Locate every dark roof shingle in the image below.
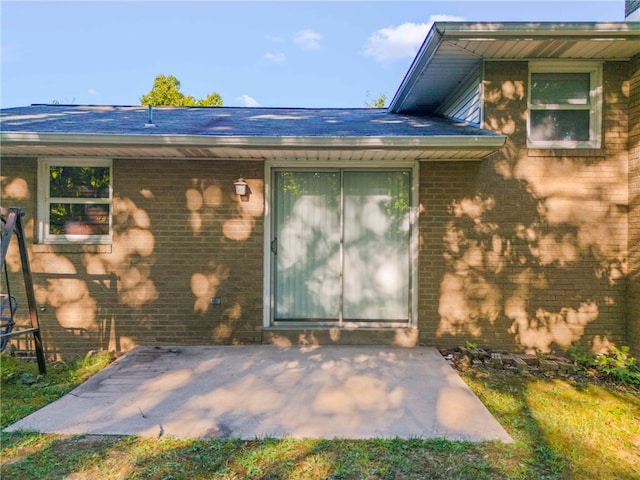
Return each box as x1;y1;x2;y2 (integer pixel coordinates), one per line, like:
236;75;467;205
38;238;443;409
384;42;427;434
0;104;501;139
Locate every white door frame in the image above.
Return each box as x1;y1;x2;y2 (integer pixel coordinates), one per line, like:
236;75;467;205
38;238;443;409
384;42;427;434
263;160;420;329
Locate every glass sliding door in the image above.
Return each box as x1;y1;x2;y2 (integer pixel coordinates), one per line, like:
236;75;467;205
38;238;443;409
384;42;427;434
273;171;341;320
272;169;411;324
342;171;410;321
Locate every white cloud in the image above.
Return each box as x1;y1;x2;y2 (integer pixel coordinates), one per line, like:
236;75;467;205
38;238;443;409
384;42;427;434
364;15;464;63
88;88;97;95
264;52;286;63
294;29;322;50
238;94;261;107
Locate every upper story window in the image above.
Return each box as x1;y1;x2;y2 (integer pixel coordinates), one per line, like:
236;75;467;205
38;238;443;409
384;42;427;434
528;61;602;149
37;158;112;244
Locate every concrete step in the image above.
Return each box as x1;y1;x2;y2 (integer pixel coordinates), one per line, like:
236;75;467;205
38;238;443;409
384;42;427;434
262;327;419;347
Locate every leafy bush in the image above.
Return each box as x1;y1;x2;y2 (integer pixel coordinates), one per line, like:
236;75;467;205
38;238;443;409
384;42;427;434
567;343;640;386
566;342;597;368
465;341;478;350
595;346;640;386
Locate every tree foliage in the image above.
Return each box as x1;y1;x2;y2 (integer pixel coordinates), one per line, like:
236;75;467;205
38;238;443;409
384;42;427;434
365;92;386;108
140;74;223;106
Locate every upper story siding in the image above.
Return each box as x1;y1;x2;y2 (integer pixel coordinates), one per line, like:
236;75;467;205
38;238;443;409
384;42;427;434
436;63;482;126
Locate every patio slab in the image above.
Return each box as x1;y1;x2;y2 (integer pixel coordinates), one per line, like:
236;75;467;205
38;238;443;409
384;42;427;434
5;345;512;442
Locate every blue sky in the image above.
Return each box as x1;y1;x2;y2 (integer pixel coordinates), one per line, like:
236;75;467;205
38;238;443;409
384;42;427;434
0;1;625;109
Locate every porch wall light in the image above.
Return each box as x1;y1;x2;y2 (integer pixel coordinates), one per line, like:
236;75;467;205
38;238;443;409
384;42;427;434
234;178;248;196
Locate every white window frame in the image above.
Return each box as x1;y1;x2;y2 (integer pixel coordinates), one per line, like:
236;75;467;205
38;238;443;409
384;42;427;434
37;158;113;244
262;160;420;329
527;61;602;149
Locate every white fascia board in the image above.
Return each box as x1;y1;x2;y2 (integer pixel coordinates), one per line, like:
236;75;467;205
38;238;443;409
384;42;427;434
0;132;506;150
436;21;640;40
388;24;445;113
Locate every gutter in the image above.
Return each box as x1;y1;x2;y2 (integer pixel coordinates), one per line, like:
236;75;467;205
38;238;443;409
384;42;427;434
0;131;506;150
435;21;640;40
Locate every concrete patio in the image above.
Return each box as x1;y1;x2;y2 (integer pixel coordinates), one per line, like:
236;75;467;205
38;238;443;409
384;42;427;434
5;345;512;442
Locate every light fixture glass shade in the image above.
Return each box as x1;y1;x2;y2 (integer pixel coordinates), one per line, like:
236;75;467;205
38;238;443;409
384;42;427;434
234;178;248;195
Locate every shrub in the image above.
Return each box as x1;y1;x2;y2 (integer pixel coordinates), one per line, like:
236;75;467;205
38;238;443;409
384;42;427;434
595;346;640;386
567;342;596;368
567;343;640;387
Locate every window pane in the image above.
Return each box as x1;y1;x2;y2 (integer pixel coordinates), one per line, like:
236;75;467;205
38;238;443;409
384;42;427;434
273;172;341;320
49;203;110;235
531;73;590;105
50;166;110;198
530;110;590;141
343;171;410;321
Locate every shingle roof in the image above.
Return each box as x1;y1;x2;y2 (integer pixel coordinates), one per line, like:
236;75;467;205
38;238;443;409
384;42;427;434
0;104;500;138
0;104;506;161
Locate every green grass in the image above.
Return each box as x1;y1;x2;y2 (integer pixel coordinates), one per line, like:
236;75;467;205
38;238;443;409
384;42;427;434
0;352;114;427
1;353;639;480
461;369;640;480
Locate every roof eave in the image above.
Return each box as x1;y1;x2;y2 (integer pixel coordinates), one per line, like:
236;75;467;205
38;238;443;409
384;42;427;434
0;131;506;150
435;21;640;40
388;21;640;114
388;23;444;113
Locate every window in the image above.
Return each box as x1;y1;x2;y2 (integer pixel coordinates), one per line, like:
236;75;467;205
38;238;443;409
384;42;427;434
528;62;602;148
38;158;112;244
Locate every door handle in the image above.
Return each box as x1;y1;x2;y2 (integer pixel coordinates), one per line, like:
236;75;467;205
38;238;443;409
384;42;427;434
271;238;277;255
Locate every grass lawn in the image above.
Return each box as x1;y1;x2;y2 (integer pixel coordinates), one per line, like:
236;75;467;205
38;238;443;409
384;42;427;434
1;352;639;480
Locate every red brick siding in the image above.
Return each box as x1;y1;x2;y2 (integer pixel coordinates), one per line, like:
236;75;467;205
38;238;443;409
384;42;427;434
0;158;39;353
628;54;640;357
417;61;630;353
1;157;264;358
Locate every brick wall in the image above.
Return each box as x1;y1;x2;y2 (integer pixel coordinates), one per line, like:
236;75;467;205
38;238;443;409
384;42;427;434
417;161;520;347
417;61;630;354
1;157;265;358
0;158;38;354
628;54;640;357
